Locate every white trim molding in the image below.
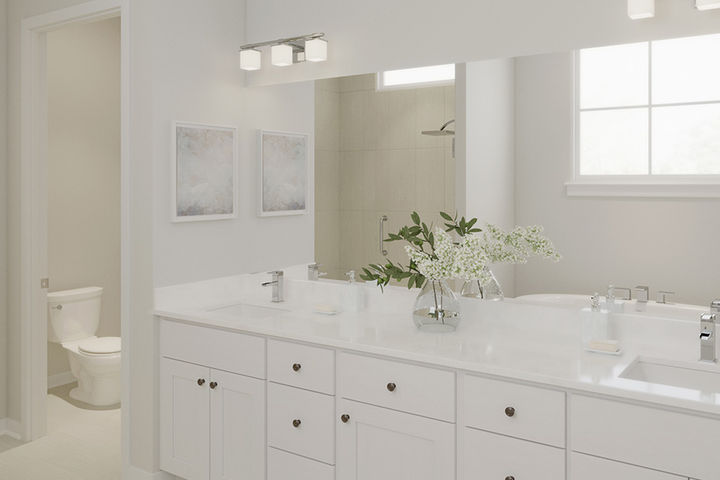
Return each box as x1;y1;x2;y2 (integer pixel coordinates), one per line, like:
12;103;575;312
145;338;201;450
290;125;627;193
0;418;23;440
566;181;720;198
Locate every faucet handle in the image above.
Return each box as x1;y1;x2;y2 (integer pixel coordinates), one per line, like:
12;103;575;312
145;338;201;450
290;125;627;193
633;285;649;302
656;291;675;304
711;299;720;313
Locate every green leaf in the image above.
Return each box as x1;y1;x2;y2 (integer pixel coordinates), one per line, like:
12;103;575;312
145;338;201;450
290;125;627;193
439;211;453;221
411;211;420;225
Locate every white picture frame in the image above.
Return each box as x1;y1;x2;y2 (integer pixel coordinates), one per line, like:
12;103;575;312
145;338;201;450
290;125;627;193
171;121;238;223
258;129;309;217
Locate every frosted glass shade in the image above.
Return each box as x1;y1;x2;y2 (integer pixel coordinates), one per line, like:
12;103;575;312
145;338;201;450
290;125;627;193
271;44;293;66
696;0;720;10
239;49;261;71
628;0;655;19
305;38;328;62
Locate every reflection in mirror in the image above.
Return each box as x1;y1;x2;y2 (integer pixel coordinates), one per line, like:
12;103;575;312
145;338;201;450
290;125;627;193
314;72;456;281
315;32;720;306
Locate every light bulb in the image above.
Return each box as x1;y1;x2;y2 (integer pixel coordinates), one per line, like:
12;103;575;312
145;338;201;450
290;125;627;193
271;44;293;67
305;38;328;62
239;49;261;71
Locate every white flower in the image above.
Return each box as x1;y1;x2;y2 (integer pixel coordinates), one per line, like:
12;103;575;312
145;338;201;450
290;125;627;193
403;224;560;284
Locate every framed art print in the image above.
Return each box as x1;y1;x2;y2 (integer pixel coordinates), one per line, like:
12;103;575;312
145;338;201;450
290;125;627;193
172;122;237;222
258;130;309;217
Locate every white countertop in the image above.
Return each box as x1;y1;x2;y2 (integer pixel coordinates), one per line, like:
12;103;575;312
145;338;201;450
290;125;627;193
154;270;720;417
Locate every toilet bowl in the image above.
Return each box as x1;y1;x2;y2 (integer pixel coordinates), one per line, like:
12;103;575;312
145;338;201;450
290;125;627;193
47;287;122;406
63;336;121;406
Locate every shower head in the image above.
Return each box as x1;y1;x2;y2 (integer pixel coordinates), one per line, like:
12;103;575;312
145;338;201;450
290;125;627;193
421;119;455;136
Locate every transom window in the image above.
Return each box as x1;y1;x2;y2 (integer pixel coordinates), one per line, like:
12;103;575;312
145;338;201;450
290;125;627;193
576;33;720;177
377;64;455;90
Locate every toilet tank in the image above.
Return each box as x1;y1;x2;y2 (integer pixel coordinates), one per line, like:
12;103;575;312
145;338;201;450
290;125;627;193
47;287;103;343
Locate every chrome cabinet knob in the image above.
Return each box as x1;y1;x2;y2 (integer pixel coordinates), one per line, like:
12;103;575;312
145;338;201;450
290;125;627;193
504;406;515;417
292;419;302;428
209;381;218;389
197;378;206;386
386;382;397;392
340;414;350;423
292;363;302;372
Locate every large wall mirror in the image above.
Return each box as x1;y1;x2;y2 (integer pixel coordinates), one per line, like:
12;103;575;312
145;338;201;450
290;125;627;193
313;32;720;307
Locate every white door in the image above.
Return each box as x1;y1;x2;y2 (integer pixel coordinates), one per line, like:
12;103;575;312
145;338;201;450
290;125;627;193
209;369;266;480
337;399;455;480
160;358;211;480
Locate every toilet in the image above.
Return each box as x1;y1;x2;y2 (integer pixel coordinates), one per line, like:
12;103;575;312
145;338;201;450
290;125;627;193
47;286;121;406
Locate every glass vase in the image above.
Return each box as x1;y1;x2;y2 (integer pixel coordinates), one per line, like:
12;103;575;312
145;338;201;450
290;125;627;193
412;280;462;332
460;267;504;301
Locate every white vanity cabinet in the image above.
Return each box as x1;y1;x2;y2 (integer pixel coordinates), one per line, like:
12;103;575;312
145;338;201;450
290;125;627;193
159;321;266;480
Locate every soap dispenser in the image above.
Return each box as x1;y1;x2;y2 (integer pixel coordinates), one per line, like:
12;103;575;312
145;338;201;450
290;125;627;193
581;293;614;352
343;270;366;313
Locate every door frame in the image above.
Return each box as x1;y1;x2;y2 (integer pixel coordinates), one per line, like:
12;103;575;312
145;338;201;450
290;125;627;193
19;1;130;465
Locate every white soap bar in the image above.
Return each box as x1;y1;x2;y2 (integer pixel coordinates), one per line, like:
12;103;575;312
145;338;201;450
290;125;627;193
587;340;621;354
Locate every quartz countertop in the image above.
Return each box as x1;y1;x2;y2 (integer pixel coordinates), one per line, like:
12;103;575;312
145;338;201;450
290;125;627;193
154;271;720;417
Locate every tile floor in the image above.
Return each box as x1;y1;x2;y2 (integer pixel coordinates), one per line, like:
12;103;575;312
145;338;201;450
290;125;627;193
0;383;121;479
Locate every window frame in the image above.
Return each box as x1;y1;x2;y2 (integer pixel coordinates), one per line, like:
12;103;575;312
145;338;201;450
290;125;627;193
376;64;455;91
568;44;720;198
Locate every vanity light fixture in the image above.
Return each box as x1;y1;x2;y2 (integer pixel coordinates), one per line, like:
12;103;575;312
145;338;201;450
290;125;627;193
238;33;327;71
696;0;720;10
628;0;655;19
239;48;261;71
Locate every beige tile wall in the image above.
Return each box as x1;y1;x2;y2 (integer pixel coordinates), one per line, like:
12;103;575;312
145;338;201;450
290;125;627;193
315;74;456;280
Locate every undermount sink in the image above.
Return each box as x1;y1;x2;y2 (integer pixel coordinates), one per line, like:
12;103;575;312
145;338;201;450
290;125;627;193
207;302;288;318
620;357;720;393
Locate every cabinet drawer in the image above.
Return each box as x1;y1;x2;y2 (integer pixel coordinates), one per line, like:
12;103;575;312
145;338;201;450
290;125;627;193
464;375;565;447
268;383;335;464
160;319;265;379
268;340;334;394
571;453;685;480
338;353;455;422
464;428;565;480
571;395;720;480
268;448;334;480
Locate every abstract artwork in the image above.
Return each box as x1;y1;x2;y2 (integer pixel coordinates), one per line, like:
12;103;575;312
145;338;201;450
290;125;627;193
258;130;308;216
172;122;237;222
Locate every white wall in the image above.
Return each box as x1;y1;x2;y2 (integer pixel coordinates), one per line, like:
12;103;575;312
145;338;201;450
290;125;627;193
514;52;720;306
458;59;516;296
0;0;8;420
46;18;121;379
245;0;720;86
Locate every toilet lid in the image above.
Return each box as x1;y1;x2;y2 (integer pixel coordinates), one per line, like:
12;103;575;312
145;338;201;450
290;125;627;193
78;337;121;354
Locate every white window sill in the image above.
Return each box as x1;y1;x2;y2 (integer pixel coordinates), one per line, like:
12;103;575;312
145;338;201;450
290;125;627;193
565;182;720;198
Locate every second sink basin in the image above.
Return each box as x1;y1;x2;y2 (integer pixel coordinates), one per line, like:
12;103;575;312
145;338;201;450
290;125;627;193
620;357;720;393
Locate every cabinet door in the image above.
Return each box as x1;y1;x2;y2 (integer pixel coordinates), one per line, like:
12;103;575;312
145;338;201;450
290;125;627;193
160;357;211;480
337;399;455;480
210;369;266;480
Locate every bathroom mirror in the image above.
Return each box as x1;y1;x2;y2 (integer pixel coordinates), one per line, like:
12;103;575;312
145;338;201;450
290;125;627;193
314;34;720;307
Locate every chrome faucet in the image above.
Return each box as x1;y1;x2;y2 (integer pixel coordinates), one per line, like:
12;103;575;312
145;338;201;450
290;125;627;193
700;313;717;363
262;271;284;303
307;263;326;281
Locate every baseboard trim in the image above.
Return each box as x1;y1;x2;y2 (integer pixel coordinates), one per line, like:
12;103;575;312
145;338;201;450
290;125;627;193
48;371;76;389
0;418;23;440
124;465;177;480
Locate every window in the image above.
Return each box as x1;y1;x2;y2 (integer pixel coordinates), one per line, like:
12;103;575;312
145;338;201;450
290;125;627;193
574;33;720;188
377;64;455;90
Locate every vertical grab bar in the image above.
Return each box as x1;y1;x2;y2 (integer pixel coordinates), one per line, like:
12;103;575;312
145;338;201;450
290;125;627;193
379;215;388;256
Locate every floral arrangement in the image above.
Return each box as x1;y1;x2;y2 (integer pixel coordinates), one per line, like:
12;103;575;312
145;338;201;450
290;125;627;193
360;211;560;290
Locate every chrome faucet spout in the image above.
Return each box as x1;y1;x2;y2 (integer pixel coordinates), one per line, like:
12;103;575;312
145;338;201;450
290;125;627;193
262;271;284;303
700;312;718;363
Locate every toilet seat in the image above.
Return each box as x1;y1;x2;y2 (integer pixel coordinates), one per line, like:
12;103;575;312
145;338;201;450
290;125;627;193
78;336;121;355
